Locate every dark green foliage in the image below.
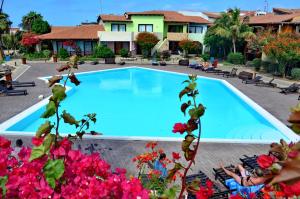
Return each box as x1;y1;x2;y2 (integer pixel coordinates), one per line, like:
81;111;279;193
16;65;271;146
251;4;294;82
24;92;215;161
201;53;210;61
161;50;171;60
291;68;300;80
58;48;69;59
43;49;52;58
93;45;115;58
31;18;51;34
252;58;261;71
21;11;43;31
261;61;272;72
119;48;129;57
227;52;244;64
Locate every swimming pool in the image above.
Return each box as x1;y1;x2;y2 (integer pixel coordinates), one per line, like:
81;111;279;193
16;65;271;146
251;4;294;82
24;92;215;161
0;67;298;143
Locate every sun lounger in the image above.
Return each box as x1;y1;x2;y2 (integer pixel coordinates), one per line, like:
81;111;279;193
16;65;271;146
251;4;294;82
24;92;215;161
255;78;277;88
279;83;299;94
186;170;230;199
204;67;222;73
240;155;260;171
11;81;35;87
223;68;238;78
242;76;263;84
0;85;27;96
238;71;253;81
214;165;263;198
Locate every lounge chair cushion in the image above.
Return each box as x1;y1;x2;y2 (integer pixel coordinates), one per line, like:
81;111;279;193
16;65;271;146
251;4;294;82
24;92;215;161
225;179;263;197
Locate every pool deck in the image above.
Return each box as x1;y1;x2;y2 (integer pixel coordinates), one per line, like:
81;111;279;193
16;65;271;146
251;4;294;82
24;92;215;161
0;62;298;180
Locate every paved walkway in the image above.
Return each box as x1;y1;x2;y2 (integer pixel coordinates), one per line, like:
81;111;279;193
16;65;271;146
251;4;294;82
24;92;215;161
1;62;298;181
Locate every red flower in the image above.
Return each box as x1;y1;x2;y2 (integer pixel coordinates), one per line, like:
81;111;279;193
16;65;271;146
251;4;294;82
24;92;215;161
0;136;11;148
32;137;44;146
229;195;244;199
172;152;181;160
145;141;157;150
288;150;299;159
257;155;274;169
172;123;187;134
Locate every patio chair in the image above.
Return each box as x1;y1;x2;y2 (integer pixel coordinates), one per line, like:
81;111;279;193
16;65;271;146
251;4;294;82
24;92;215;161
0;85;27;96
204;67;222;73
242;76;263;84
255;78;277;88
0;80;35;87
279;83;299;94
186;170;230;199
239;155;260;171
213;165;264;198
223;68;238;78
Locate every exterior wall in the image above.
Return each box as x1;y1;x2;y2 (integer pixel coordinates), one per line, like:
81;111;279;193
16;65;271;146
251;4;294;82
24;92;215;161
103;22;133;32
188;24;207;44
130;15;164;33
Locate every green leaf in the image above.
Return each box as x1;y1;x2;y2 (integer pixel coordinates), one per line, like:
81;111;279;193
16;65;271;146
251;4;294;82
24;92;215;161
43;159;65;189
188;82;197;90
182;80;191;84
186;119;198;133
167;163;183;182
188;104;205;120
188;74;197;81
62;111;79;127
160;185;180;199
52;85;66;102
182;135;196;161
41;101;56;118
36;121;53;138
69;73;80;86
0;176;8;197
43;133;55;153
179;87;192;100
29;144;46;161
181;101;191;116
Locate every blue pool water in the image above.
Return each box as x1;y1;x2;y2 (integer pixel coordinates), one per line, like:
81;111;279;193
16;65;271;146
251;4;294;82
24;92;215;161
4;68;292;141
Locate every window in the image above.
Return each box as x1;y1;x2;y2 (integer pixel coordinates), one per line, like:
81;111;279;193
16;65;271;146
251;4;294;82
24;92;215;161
111;24;126;32
138;24;153;32
189;26;203;33
168;25;183;33
84;41;92;55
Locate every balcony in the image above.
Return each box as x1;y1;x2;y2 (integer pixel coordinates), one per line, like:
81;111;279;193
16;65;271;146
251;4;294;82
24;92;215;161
188;33;205;43
167;33;188;41
98;31;133;42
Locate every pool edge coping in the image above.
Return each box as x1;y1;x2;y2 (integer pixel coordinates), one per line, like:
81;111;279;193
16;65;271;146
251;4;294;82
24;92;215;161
0;66;299;143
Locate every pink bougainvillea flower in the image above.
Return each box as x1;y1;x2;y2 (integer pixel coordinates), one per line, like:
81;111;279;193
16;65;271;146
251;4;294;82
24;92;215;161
0;136;11;148
172;123;187;134
32;137;44;146
288;150;299;159
172;152;181;160
257;154;274;169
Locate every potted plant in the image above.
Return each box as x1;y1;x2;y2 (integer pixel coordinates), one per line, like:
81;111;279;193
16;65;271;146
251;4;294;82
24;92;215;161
53;54;58;62
93;45;115;64
21;56;27;64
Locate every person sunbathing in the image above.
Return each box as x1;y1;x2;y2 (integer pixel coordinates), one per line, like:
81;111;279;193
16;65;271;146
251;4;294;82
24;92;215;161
220;163;271;187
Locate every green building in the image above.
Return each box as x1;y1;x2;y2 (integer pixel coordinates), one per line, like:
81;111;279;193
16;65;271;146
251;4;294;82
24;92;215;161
98;10;210;55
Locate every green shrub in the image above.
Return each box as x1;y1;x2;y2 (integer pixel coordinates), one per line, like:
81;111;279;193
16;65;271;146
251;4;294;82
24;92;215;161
25;52;46;60
269;63;279;73
201;53;210;61
58;48;69;59
119;48;129;58
227;52;244;64
252;58;261;71
291;68;300;80
93;45;115;58
42;50;52;58
261;61;272;72
161;50;171;60
245;61;254;67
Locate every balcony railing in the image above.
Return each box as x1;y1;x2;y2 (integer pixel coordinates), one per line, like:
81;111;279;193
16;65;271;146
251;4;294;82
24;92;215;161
98;31;133;42
167;33;188;41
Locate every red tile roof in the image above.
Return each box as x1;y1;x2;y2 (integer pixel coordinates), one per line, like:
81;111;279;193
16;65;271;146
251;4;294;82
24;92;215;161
99;14;131;22
125;10;210;24
38;25;104;40
247;13;300;24
273;8;300;14
202;12;221;19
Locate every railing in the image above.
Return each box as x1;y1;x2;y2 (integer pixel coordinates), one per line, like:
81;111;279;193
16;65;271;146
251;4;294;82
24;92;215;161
167;33;188;41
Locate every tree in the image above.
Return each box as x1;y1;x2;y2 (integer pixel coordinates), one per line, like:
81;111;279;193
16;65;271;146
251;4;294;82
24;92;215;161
178;39;200;57
263;33;300;77
0;12;11;60
31;18;50;34
21;11;43;31
2;33;18;54
136;32;159;58
211;8;254;53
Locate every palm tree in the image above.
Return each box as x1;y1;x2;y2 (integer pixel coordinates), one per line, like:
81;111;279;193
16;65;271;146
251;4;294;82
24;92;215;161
21;11;42;31
0;12;11;60
212;8;254;53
